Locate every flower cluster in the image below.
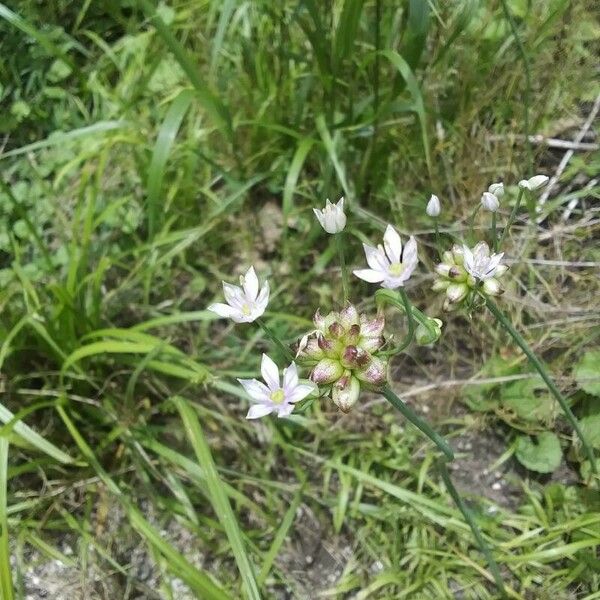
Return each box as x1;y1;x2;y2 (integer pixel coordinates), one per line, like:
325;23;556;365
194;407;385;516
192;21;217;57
206;175;547;419
296;304;387;412
432;242;508;310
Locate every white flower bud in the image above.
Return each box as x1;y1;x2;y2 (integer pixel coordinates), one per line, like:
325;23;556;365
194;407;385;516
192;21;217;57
426;194;441;217
519;175;549;191
313;197;346;234
481;192;499;212
488;182;504;198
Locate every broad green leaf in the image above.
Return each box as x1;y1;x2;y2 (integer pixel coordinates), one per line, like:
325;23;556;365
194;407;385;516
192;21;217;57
574;350;600;396
515;432;562;473
579;415;600;449
501;378;556;423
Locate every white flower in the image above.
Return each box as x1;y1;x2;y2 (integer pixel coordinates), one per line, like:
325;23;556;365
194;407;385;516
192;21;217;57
519;175;549;191
488;182;504;198
238;354;314;419
481;192;499;212
462;242;506;281
353;224;418;289
313;197;347;234
426;194;441;217
207;266;269;323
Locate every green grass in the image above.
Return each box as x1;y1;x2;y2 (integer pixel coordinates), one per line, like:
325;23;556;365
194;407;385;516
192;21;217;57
0;0;599;598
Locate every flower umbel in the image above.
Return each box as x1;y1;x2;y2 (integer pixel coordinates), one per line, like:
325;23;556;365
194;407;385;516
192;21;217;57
207;266;269;323
313;197;347;234
433;242;508;310
354;225;418;289
296;304;387;412
238;354;313;419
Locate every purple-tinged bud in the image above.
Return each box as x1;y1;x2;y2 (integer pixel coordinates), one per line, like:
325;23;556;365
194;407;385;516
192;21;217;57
328;321;344;339
310;358;344;384
359;314;385;338
313;309;325;331
356;356;387;387
332;376;360;412
317;333;334;353
435;264;451;277
448;267;463;280
341;345;359;368
347;323;361;343
360;335;384;353
339;304;359;328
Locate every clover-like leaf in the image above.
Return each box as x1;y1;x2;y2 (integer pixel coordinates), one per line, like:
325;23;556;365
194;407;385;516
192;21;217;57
574;350;600;397
515;432;562;473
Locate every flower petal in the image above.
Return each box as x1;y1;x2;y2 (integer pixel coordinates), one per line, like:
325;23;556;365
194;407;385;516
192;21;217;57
363;244;388;272
287;383;314;403
223;282;245;308
207;303;240;319
383;224;402;263
246;404;274;419
276;403;295;418
261;354;280;390
242;266;259;301
353;268;386;283
283;362;299;392
255;280;270;312
313;208;325;229
402;235;418;268
237;378;270;402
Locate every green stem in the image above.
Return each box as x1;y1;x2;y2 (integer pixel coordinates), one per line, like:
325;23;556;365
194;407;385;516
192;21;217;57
335;233;349;304
499;187;524;248
256;318;294;362
434;219;441;258
437;459;508;598
0;439;14;600
468;204;481;244
382;385;454;461
491;212;497;252
485;298;597;478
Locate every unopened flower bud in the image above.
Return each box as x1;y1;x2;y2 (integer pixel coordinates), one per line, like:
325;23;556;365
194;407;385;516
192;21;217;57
332;376;360;412
426;194;441;217
356;356;387;387
313;197;346;234
328;322;344;339
519;175;549;192
416;318;443;345
311;358;344;384
488;182;504;198
481;192;499;212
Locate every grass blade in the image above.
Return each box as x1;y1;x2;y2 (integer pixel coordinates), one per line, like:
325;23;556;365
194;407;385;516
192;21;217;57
0;439;14;600
0;402;74;465
174;396;261;600
137;0;232;136
381;49;432;177
147;89;194;239
57;406;232;600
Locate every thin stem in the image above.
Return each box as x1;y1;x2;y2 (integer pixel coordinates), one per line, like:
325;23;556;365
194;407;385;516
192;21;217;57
0;439;14;600
335;233;349;304
434;219;441;258
468;204;481;244
382;385;454;461
499;188;524;247
256;318;294;362
485;297;597;477
491;212;497;252
437;459;508;598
